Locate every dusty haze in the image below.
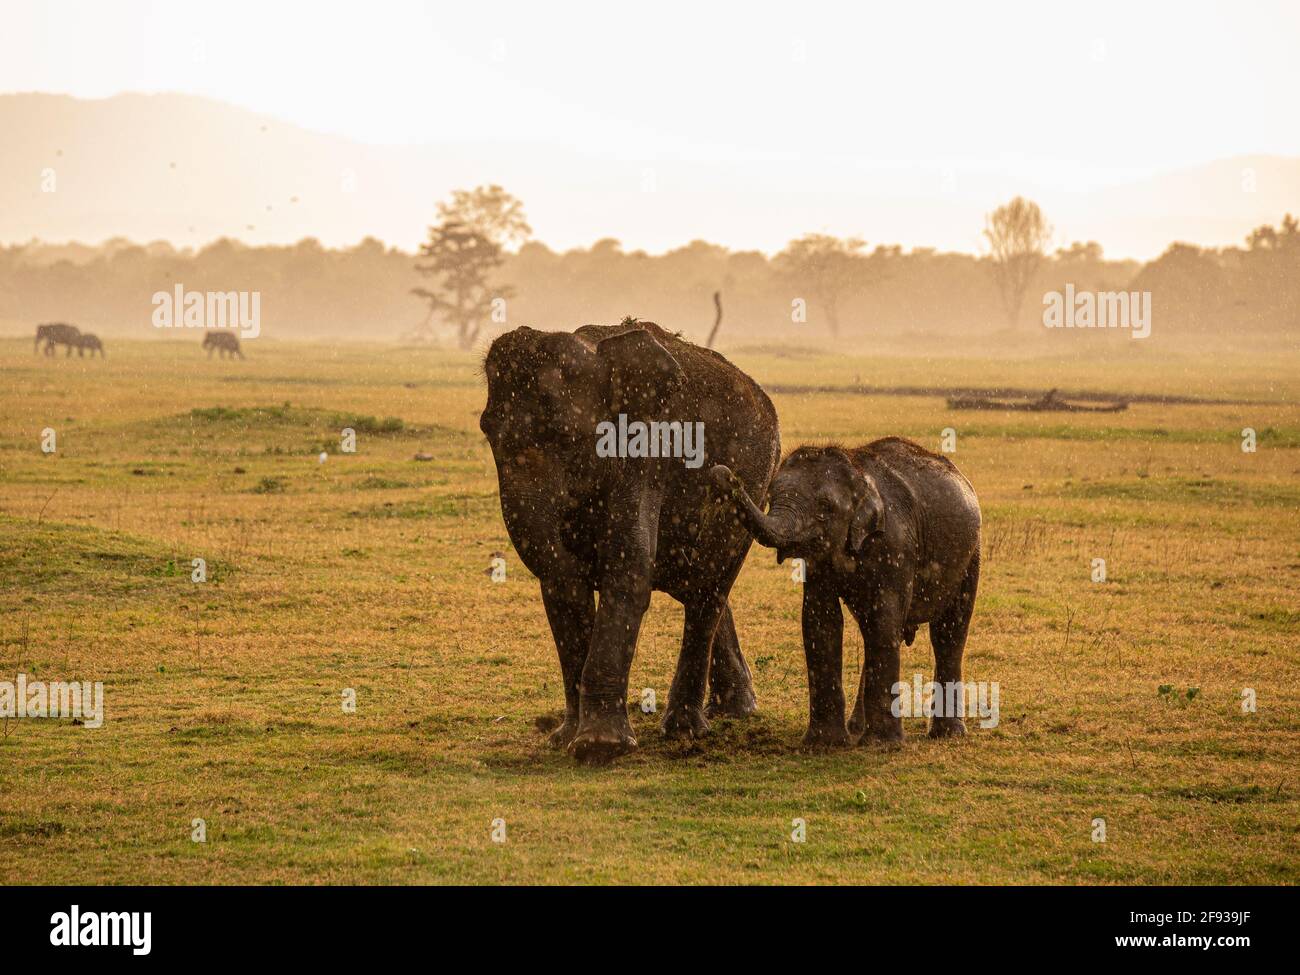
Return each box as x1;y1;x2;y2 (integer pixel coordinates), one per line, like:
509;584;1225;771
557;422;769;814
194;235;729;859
2;1;1298;347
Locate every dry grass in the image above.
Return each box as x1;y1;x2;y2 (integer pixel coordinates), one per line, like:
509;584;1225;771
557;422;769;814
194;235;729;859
0;335;1297;884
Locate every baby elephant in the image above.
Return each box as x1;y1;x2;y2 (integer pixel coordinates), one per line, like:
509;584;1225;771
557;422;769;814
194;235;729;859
711;437;980;746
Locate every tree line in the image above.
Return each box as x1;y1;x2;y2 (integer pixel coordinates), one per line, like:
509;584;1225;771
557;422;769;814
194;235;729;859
2;187;1296;348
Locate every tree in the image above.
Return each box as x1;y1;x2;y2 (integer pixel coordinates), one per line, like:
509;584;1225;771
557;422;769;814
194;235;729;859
1246;213;1299;252
773;233;870;337
1055;240;1103;264
412;187;528;348
412;221;511;350
983;197;1052;330
436;184;531;251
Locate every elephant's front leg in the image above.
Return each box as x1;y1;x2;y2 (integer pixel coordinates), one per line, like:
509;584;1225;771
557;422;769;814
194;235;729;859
801;582;850;747
847;591;906;745
569;496;659;763
569;572;650;763
540;578;595;750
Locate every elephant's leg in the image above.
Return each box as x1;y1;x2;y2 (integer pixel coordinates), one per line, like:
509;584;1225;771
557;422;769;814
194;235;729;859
662;596;726;739
540;578;596;749
848;592;906;744
929;552;979;738
570;573;650;763
570;495;665;763
705;601;758;718
801;583;850;748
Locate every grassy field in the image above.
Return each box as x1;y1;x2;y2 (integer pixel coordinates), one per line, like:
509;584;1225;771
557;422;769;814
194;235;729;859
1;334;1297;884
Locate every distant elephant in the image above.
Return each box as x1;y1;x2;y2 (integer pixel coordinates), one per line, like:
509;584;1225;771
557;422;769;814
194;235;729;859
203;332;244;358
710;437;981;746
35;322;81;356
75;333;105;358
480;320;780;763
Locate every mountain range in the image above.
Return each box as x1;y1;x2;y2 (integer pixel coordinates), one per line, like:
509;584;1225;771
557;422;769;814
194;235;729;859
3;92;1298;258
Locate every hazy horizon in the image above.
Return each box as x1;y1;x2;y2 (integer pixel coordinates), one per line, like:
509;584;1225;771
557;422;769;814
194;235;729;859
5;0;1300;258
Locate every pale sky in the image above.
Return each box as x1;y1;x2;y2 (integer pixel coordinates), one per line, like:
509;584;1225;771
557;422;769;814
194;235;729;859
4;0;1299;255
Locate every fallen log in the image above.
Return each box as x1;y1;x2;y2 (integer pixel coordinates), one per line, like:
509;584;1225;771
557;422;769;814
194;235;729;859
946;388;1127;412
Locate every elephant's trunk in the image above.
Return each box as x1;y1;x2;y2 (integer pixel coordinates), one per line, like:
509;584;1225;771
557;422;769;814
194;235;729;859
709;465;799;552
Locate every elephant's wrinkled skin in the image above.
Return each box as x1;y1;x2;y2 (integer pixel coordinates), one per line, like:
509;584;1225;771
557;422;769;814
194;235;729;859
481;321;780;764
711;437;980;746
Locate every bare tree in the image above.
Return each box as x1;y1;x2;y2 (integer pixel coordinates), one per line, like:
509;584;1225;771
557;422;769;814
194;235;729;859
983;197;1052;330
706;290;723;348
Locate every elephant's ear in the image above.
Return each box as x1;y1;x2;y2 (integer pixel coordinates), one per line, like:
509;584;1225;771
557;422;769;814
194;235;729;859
596;329;685;416
847;474;884;553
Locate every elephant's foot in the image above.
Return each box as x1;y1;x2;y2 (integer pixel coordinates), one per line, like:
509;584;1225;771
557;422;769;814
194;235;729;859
855;718;905;748
801;720;851;750
706;682;757;719
568;704;637;765
928;716;967;739
660;703;710;740
546;710;580;750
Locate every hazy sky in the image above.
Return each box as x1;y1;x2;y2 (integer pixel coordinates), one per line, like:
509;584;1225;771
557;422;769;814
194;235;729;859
4;0;1299;254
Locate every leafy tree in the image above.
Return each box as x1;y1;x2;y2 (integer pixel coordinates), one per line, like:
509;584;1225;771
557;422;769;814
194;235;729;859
774;233;870;336
983;197;1052;330
412;220;511;350
437;185;531;251
1246;213;1299;252
412;186;528;348
1055;241;1103;264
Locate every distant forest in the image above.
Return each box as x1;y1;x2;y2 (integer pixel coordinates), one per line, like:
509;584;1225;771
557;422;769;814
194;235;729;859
2;214;1297;348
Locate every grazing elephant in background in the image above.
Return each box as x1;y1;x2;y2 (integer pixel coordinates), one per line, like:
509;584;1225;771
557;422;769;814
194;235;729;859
480;320;780;763
75;333;105;358
35;323;81;356
710;437;981;746
203;332;244;358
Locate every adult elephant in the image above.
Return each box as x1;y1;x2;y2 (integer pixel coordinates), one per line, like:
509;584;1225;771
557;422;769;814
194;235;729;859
35;323;81;356
480;320;780;763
